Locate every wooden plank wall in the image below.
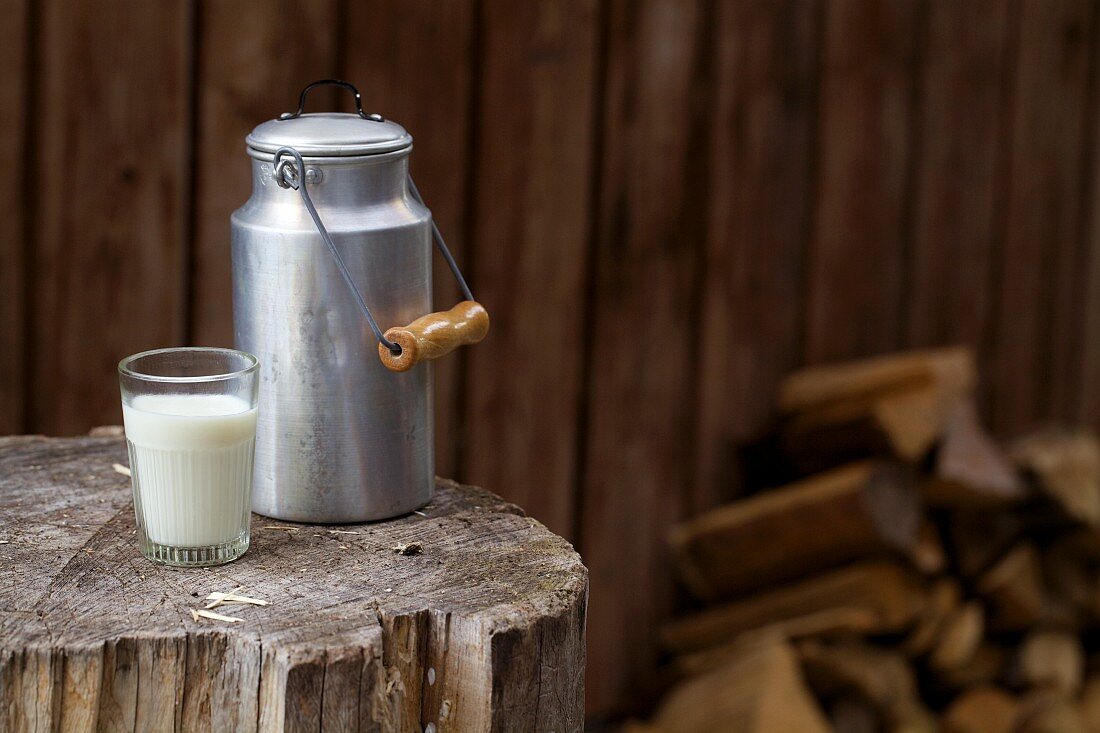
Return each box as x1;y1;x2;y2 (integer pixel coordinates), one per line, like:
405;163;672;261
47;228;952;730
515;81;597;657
0;0;28;436
30;1;193;436
5;0;1100;718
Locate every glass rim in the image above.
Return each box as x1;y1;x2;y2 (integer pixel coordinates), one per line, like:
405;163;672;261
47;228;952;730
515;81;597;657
118;347;259;384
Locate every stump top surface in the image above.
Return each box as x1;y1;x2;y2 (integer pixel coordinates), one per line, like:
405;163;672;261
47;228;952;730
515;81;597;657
0;435;586;648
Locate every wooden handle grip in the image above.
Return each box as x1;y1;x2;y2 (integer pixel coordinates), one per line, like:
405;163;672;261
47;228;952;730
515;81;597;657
378;301;489;372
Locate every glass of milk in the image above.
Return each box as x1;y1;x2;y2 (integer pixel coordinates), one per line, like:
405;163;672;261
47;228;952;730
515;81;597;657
118;347;259;566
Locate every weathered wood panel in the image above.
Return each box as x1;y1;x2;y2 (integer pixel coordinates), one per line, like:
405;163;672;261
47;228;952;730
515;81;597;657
1077;14;1100;426
462;0;601;537
0;0;28;434
344;0;476;481
1047;3;1099;428
694;0;820;506
804;0;918;363
190;0;340;348
990;0;1095;435
905;0;1012;356
28;0;193;435
580;0;711;712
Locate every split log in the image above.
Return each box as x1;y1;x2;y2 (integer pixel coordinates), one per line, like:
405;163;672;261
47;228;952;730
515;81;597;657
923;398;1027;508
928;602;984;673
903;578;962;657
1044;539;1100;622
636;635;831;733
778;347;975;466
941;686;1017;733
936;643;1011;690
1080;677;1100;732
0;436;587;732
910;519;947;575
673;607;881;678
948;510;1028;580
1011;428;1100;527
829;696;881;733
779;347;975;415
1014;630;1084;694
1016;689;1086;733
977;543;1047;631
797;639;937;733
669;461;921;600
661;560;927;655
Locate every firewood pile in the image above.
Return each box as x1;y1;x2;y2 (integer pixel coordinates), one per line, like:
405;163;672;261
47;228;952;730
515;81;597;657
629;348;1100;733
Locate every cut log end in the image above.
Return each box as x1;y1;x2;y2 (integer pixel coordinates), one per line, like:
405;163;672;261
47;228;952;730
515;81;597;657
0;436;587;732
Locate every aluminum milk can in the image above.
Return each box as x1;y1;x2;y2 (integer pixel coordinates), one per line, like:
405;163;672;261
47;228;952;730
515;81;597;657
232;80;488;523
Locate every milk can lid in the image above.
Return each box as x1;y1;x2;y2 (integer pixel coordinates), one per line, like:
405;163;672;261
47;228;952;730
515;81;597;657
247;112;412;157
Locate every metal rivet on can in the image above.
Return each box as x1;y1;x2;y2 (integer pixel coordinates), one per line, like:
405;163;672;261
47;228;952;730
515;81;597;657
304;167;323;184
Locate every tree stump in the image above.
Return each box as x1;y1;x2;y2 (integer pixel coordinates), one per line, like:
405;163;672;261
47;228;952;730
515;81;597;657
0;436;587;732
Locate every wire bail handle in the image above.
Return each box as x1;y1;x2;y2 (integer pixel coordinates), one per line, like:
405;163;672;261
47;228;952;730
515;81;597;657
272;143;486;371
272;147;398;353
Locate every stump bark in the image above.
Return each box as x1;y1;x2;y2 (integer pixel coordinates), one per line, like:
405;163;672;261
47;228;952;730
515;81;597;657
0;436;587;732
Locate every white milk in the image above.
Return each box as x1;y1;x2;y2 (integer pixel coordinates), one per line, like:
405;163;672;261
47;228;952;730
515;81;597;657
122;394;257;547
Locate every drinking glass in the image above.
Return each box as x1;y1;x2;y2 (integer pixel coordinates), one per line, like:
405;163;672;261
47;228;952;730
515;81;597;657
118;347;259;566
